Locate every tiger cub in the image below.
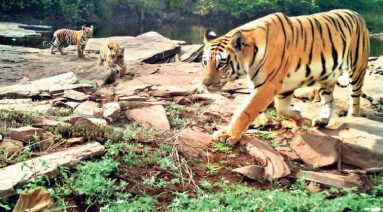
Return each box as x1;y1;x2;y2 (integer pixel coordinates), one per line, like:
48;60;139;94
201;9;369;145
99;40;126;78
49;25;93;58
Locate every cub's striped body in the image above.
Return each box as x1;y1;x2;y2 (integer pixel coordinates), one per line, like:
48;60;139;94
99;40;126;78
50;26;93;58
201;10;369;145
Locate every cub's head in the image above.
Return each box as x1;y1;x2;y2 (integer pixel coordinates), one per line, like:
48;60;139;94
107;41;125;64
201;30;247;91
81;25;93;39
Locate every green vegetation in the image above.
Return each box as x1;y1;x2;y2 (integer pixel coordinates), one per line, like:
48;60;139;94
1;0;382;31
169;181;383;211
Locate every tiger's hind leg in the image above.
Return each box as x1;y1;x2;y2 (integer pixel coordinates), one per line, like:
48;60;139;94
58;45;67;55
313;84;335;127
274;92;311;127
348;69;366;117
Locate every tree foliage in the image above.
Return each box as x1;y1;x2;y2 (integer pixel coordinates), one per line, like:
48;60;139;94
0;0;382;30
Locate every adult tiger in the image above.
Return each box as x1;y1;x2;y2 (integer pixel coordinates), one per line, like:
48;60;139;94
201;9;369;145
49;25;93;58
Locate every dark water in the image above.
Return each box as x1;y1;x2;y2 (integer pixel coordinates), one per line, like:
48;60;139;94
1;21;383;57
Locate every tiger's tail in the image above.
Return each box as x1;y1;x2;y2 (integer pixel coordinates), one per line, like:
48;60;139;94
42;36;56;48
336;80;376;104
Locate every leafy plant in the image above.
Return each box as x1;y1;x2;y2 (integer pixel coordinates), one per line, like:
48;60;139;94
211;141;234;155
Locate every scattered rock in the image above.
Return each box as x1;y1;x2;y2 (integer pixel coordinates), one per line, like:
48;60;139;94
63;89;90;101
0;142;105;198
9;127;44;142
0;72;91;99
67;116;107;127
32;119;70;128
275;147;301;161
232;165;265;182
320;117;383;169
179;44;203;62
103;102;121;122
35;133;55;151
66;137;84;145
292;171;361;189
52;100;80;109
148;86;190;98
13;187;53;212
118;96;148;102
0;99;51;113
173;96;193;105
0;138;23;156
93;87;115;103
73;101;103;118
174;128;212;158
290;130;339;168
125;105;170;131
240;136;291;181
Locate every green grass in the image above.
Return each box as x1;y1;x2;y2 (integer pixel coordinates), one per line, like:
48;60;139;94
211;141;233;155
169;181;383;211
0;109;42;124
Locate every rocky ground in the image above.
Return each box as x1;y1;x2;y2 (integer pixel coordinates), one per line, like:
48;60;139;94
0;32;383;211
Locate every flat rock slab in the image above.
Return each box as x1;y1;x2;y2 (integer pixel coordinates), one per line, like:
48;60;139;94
319;117;383;169
174;128;212;158
73;101;103;118
180;44;203;62
291;130;339;168
292;171;361;189
0;99;51;113
66;116;107;128
103;102;121;122
0;45;119;87
82;32;182;63
9;126;44;142
239;136;291;181
0;72;93;99
0;22;41;37
0;142;105;198
63;89;90;101
125;105;170;131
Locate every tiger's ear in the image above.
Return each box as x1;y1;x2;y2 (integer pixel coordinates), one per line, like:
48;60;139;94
231;31;245;52
81;26;86;31
108;44;113;49
90;25;94;31
204;29;218;43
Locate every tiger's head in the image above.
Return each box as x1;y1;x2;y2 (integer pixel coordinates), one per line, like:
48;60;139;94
201;29;247;91
107;41;125;65
81;25;93;39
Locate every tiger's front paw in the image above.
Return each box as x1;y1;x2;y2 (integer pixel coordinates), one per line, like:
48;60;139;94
212;128;242;146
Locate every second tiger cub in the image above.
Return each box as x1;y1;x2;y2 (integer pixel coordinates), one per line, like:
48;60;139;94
99;40;126;78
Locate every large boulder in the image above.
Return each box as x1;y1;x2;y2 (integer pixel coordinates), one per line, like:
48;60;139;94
125;105;170;131
319;117;383;169
291;130;340;168
174;128;212;158
84;32;182;63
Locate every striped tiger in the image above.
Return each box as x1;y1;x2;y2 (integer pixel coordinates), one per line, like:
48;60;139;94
99;40;126;78
201;9;369;145
49;25;93;58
